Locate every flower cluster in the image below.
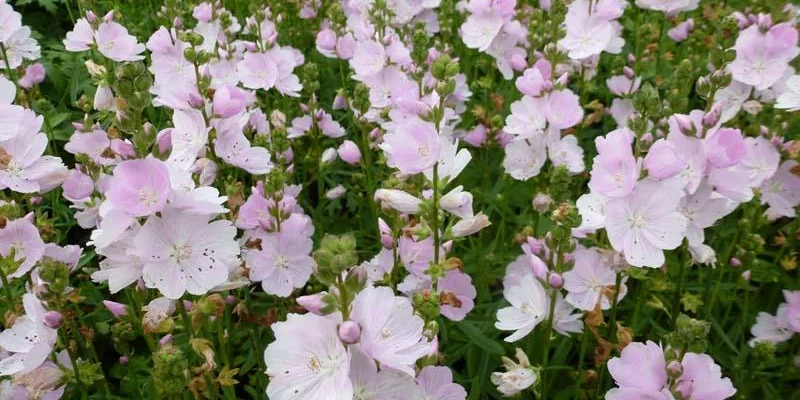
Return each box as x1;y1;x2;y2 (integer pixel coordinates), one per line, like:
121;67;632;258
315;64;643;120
0;0;799;398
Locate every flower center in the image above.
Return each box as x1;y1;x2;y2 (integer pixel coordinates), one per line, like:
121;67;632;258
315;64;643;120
274;255;289;269
171;245;192;262
628;213;646;228
139;188;159;206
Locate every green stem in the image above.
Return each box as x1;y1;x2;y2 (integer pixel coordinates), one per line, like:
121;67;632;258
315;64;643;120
707;230;741;315
177;300;194;341
0;271;15;314
432;163;440;266
672;249;688;327
539;288;559;399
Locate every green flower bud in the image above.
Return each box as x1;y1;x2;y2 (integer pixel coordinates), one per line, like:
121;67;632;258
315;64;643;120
152;346;190;396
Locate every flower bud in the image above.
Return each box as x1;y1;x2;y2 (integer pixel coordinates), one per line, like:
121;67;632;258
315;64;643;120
43;311;62;328
702;106;720;128
103;300;129;318
297;294;326;315
548;273;563;289
119;356;129;365
337;140;362;165
321;147;338;164
623;66;635;80
338;321;361;343
730;257;741;268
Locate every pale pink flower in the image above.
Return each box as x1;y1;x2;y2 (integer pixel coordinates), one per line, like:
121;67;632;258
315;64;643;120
381;117;441;174
679;183;736;246
605;180;687;267
95;21;145;62
675;353;736;400
588;128;638;197
337;140;361;165
63;18;93;52
548;134;585;174
374;189;422;214
668;19;695;42
351;286;429;375
606;341;669;399
106;158;170;217
760;160;800;218
607;74;641;96
245;216;315;297
237;52;278;90
704;128;745;168
438;270;477;321
350;40;386;78
515;59;552;97
563;248;627;311
398;236;435;277
644;139;686;180
212;85;249;118
546;90;584;129
64;129;115;166
504;96;547;136
0;3;21;44
749;304;793;346
730;23;799;91
349;345;417;399
18;63;45;89
0;131;57;193
134;207;239;299
0;217;45;280
414;366;467;400
264;313;352;400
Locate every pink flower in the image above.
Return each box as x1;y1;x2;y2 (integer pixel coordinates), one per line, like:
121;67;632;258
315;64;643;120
730;23;799;91
560;0;624;60
546;90;584;130
245;216;315;297
760;160;800;218
264;313;352;399
319;112;345;138
0;217;45;279
102;300;129;318
315;28;337;57
134;207;239;299
350;40;386;77
61;169;94;202
63;18;93;52
192;2;213;22
668;19;695;42
588;128;638;197
783;290;800;333
606;341;669;399
704;128;745;168
438;270;477;321
644;139;686;180
516;59;552;97
675;353;736;400
749;304;793;346
106;158;170;217
605;180;688;267
563;248;627;311
415;366;468;400
65;129;115;166
237;52;278;90
212;85;249;118
398;236;435;277
18;63;45;89
381;117;441;174
0;131;63;193
95;21;145;62
606;74;641;96
351;286;429;375
0;3;22;44
337;140;361;165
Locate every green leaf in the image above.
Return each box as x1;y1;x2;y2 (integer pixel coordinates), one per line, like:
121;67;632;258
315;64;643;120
456;321;504;355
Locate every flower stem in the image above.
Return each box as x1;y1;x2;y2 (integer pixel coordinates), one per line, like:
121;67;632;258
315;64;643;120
538;287;559;399
0;270;15;315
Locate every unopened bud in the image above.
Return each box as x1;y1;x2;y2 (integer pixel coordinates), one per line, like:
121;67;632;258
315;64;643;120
338;321;361;343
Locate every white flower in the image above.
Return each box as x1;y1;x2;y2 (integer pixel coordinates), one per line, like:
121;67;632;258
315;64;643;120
749;304;793;347
134;207;240;299
775;75;800;112
439;185;473;219
548;135;585;174
496;274;548;342
604;180;688;267
264;313;352;400
374;189;422;214
503;135;547;181
0;294;57;376
451;212;491;237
